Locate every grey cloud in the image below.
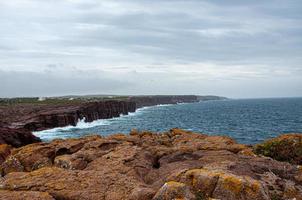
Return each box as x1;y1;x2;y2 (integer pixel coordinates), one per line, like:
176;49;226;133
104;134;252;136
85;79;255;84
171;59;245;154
1;69;301;98
47;1;301;65
0;69;133;97
0;0;301;98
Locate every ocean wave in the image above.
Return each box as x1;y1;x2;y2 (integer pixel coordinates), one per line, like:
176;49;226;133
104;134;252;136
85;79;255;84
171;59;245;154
33;105;154;137
154;104;175;107
33;117;111;136
33;103;178;139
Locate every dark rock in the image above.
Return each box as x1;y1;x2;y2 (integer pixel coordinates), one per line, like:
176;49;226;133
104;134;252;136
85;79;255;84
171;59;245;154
21;101;137;131
0;127;40;147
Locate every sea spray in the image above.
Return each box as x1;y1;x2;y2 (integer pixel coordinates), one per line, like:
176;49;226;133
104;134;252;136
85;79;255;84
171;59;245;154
33;103;175;140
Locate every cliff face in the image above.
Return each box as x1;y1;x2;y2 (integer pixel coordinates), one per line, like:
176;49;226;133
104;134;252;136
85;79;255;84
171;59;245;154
0;100;136;146
0;95;225;147
0;129;301;200
1;96;204;132
21;101;136;131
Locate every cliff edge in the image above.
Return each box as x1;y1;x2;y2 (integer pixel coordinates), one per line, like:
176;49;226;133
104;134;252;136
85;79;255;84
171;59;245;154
0;95;215;147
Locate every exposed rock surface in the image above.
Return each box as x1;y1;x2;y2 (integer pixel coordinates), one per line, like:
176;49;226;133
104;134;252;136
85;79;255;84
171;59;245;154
0;129;301;200
0;127;41;147
0;144;12;165
0;190;55;200
254;133;302;165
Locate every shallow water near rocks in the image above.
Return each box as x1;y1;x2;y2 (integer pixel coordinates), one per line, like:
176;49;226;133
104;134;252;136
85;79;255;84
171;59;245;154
34;97;302;144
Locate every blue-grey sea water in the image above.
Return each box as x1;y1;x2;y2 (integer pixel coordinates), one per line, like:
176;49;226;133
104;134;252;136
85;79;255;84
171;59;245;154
34;98;302;144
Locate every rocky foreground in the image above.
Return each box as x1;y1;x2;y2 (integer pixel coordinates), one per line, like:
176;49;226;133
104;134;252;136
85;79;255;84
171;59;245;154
0;129;301;200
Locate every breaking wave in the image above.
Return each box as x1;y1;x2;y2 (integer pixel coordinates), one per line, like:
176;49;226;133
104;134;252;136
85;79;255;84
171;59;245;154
33;104;175;140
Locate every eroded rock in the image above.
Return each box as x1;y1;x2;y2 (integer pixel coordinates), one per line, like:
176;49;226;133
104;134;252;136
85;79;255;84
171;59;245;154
0;144;11;165
0;190;55;200
0;127;40;147
0;129;301;200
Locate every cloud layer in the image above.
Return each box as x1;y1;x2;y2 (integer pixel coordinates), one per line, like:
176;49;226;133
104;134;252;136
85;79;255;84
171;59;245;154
0;0;301;97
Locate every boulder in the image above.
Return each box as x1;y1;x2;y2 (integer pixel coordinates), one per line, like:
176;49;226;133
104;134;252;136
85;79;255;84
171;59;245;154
0;127;40;147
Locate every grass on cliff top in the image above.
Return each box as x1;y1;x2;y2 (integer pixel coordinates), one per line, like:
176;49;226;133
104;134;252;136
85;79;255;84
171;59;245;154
253;135;302;165
0;96;130;106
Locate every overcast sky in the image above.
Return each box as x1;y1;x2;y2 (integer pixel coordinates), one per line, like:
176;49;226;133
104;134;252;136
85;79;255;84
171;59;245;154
0;0;301;98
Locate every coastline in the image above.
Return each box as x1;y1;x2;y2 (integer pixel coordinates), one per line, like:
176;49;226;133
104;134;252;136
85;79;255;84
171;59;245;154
0;95;224;147
1;98;301;200
33;102;197;141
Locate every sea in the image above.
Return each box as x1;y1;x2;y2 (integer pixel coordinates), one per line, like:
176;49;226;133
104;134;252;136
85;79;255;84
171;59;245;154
33;97;302;144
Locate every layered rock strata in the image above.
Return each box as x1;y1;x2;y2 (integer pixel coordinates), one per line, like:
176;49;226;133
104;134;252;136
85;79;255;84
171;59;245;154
0;96;208;146
10;101;137;131
0;100;136;146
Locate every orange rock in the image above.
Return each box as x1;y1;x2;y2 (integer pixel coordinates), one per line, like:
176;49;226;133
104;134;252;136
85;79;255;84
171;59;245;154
0;129;301;200
0;144;11;165
0;190;54;200
152;181;195;200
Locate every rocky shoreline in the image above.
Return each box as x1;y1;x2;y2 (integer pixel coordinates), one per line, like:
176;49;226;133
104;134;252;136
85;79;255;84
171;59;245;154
0;95;223;147
1;95;300;199
0;128;301;200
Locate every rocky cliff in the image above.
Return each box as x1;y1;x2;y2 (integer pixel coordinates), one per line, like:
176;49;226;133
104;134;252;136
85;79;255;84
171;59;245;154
0;100;136;147
0;128;41;148
0;101;136;132
0;129;301;200
0;96;206;132
20;101;136;131
0;95;224;147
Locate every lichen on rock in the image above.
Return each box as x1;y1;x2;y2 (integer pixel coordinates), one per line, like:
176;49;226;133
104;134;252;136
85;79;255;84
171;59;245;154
0;129;301;200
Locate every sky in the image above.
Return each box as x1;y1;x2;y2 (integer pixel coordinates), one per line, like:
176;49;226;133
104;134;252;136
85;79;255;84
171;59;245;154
0;0;301;98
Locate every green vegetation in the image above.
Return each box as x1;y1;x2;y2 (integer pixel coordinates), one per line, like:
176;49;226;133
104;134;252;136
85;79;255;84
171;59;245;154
0;95;225;106
0;95;130;106
0;97;39;105
253;135;302;164
271;192;282;200
0;97;81;106
195;191;207;200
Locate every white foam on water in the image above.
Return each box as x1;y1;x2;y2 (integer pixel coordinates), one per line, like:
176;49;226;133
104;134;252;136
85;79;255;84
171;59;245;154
33;105;153;137
154;104;174;107
33;117;111;137
33;103;178;140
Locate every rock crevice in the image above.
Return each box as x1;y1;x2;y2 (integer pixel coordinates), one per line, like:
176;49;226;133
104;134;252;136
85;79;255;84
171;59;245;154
0;129;301;200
